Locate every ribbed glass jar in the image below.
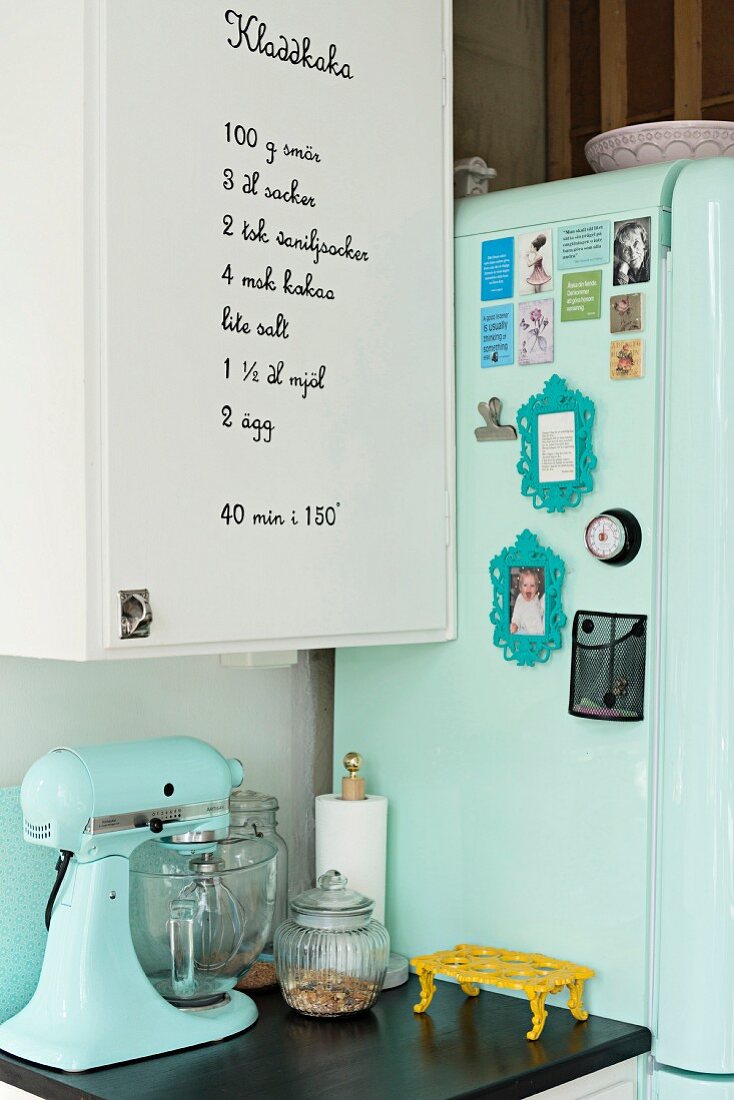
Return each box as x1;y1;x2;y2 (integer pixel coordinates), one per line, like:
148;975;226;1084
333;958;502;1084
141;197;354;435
274;870;390;1017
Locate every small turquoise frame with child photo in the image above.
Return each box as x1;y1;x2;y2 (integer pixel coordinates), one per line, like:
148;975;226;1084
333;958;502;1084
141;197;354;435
516;374;596;513
489;529;566;667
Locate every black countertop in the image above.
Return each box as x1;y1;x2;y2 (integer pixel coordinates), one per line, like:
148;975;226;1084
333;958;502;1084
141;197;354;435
0;977;651;1100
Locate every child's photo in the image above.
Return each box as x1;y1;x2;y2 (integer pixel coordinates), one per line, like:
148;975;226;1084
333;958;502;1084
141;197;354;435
610;292;644;332
613;218;651;286
518;229;553;295
509;566;545;636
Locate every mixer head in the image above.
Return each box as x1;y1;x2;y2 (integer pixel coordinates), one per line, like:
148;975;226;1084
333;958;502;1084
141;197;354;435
21;736;243;858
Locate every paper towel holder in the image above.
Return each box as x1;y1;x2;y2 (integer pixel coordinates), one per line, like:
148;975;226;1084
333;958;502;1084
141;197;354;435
316;765;410;990
342;752;366;801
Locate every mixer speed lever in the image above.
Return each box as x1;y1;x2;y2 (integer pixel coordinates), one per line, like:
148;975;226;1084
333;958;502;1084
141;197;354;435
45;849;73;930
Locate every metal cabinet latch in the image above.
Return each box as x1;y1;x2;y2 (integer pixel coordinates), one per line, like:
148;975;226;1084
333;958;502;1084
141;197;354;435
118;590;153;639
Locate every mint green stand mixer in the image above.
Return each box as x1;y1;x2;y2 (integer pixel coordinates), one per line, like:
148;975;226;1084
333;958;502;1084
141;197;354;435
0;736;273;1071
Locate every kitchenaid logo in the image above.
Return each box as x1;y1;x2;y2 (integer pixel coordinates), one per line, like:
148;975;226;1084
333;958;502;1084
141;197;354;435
207;801;227;815
224;10;354;80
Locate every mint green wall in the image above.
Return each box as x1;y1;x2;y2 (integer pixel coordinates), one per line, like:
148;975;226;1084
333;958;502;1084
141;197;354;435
335;164;682;1026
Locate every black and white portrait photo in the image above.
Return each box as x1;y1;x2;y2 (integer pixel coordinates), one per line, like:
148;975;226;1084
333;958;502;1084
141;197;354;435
613;217;651;286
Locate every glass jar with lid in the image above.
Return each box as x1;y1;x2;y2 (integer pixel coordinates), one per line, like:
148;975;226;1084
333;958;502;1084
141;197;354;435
274;870;390;1016
229;788;288;990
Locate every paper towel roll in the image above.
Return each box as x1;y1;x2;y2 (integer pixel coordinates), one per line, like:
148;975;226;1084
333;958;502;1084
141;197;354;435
315;793;388;923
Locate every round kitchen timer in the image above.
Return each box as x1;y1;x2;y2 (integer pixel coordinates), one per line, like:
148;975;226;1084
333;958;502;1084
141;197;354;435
584;508;642;566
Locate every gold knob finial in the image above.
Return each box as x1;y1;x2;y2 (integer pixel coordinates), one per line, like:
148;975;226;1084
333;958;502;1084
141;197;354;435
343;751;363;777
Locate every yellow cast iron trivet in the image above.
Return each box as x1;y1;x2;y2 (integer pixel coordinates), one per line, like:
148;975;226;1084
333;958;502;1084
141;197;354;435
410;945;594;1040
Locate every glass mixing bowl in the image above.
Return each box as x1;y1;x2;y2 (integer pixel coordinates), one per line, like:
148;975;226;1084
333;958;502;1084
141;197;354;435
129;835;276;1006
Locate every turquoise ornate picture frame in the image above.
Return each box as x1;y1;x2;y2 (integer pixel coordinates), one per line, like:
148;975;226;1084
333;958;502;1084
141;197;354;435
516;374;596;513
489;529;566;667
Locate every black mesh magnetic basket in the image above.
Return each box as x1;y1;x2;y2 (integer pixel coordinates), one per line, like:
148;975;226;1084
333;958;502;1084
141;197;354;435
569;611;647;721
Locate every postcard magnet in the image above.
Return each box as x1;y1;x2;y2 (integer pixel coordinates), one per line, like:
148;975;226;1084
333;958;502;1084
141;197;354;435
613;218;651;286
481;237;514;301
561;271;602;321
518;299;553;365
557;221;610;269
518;229;553;295
610;293;644;332
610;339;644;379
481;304;514;367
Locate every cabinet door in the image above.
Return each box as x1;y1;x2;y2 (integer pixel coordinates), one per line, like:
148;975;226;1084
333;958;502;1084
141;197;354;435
99;0;453;653
536;1058;637;1098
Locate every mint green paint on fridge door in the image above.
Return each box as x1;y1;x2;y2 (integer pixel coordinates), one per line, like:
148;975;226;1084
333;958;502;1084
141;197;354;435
335;162;677;1028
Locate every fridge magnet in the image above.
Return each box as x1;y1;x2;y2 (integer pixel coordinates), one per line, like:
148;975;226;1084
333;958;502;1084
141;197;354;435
518;230;553;295
518;300;554;365
557;220;610;270
481;237;514;301
489;529;566;667
560;271;602;321
569;611;647;721
481;304;514;367
610;292;644;332
610;339;644;379
584;508;642;566
475;397;518;442
613;217;651;285
516;374;596;512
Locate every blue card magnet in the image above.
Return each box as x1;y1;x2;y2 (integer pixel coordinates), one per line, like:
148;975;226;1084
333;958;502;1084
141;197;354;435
481;237;514;301
481;304;514;367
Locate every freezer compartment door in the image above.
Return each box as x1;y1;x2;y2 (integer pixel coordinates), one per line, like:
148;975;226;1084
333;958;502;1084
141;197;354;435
654;1066;734;1098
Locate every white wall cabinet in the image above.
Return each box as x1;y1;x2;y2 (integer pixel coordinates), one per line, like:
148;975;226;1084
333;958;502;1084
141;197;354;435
0;1;454;660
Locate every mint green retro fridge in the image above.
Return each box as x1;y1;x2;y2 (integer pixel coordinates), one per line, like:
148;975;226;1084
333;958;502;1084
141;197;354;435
334;157;734;1097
